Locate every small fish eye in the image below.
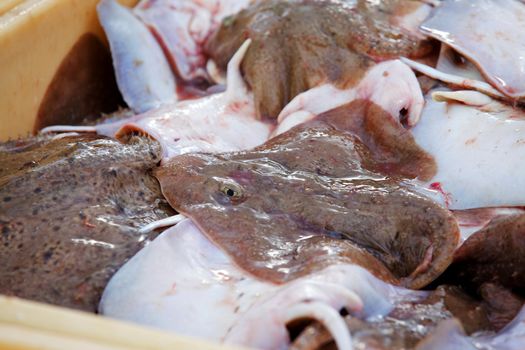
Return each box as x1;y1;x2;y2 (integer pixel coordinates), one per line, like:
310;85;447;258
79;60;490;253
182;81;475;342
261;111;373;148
217;181;245;204
220;185;240;198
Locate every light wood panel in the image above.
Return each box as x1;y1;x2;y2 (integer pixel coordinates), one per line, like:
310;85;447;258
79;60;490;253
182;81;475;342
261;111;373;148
0;295;246;350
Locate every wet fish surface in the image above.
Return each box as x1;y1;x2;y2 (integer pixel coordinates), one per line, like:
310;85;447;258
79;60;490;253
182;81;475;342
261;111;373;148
440;214;525;298
156;100;459;289
0;135;173;312
206;0;434;119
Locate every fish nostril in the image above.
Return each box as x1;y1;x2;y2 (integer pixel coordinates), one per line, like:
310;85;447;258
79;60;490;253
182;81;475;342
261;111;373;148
399;107;409;128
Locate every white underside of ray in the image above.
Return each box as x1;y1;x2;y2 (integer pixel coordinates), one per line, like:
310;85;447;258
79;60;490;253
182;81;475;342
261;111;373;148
420;0;525;99
98;0;177;113
435;45;485;82
100;219;423;349
411;89;525;209
113;39;271;162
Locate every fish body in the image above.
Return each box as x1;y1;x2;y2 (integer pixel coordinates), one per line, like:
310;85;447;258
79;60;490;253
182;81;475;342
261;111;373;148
155;99;459;289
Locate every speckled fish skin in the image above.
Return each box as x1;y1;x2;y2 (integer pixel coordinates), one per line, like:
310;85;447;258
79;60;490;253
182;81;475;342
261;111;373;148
0;135;173;312
155;100;459;289
206;0;434;119
421;0;525;99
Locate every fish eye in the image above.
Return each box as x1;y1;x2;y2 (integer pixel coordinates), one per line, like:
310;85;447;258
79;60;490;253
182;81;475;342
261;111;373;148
220;184;242;198
217;180;245;204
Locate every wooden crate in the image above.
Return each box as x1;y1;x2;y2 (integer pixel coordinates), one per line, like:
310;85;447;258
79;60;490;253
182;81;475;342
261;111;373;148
0;296;244;350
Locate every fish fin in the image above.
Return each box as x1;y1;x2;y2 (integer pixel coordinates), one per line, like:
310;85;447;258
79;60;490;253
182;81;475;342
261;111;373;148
225;39;252;101
400;57;505;100
138;214;186;234
284;302;353;350
40;125;98;134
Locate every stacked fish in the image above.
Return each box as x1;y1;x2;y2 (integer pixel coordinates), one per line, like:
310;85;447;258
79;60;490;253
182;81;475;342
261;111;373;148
3;0;525;349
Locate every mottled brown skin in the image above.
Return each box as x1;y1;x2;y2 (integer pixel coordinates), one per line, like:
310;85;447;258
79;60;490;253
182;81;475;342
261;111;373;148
291;100;437;181
477;283;524;332
206;0;433;119
442;214;525;297
156;100;458;289
0;135;173;312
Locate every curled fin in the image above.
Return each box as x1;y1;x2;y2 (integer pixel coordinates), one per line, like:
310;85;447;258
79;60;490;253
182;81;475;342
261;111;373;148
432;90;493;106
432;90;525;117
226;39;252;101
400;57;506;100
305;281;364;314
207;59;226;85
272;110;316;137
40;125;98;134
138;214;186;234
284;302;353;350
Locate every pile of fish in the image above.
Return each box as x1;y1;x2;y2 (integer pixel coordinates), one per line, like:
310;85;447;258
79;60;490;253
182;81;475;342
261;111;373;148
2;0;525;349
